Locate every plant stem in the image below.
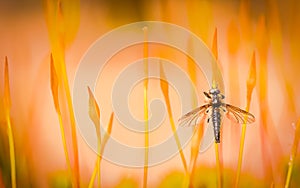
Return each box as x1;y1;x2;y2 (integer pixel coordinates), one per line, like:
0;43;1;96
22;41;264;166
143;26;149;188
88;157;100;188
50;54;74;186
4;58;16;188
58;113;72;177
160;62;188;173
167;106;188;172
6;114;16;188
215;143;222;188
60;60;80;187
235;51;256;187
235;104;249;187
88;113;114;188
284;118;300;188
187;121;205;188
98;113;114;188
97;137;101;188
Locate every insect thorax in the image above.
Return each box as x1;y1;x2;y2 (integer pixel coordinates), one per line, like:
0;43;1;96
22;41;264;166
211;94;222;107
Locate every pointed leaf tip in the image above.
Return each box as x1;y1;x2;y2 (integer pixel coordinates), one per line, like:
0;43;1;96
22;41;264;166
247;52;256;89
45;0;80;47
4;56;11;110
159;62;169;96
212;28;218;59
88;86;100;130
50;54;60;113
143;26;149;87
107;112;114;135
246;51;256;102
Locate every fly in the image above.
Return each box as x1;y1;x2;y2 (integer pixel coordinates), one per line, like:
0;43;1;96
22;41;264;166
178;88;255;144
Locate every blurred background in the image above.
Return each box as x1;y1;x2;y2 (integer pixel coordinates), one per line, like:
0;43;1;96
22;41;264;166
0;0;300;187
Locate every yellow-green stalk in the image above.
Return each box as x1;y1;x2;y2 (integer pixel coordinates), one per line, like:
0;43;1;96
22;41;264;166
211;28;223;188
88;112;114;188
143;26;149;188
227;19;241;158
159;62;188;172
3;57;16;188
50;55;72;180
88;158;100;188
44;1;81;186
215;143;221;188
187;119;206;188
266;2;295;184
256;15;282;184
187;37;198;108
235;52;256;187
284;118;300;188
99;112;114;158
87;87;101;187
60;47;80;188
211;28;219;90
185;2;212;185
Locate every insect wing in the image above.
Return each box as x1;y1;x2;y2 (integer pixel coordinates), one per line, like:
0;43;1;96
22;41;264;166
178;104;211;127
222;104;255;124
199;120;214;152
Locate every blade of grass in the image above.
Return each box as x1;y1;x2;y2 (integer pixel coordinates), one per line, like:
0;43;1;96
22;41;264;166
88;158;100;188
212;28;223;188
50;54;72;180
184;32;202;188
284;118;300;188
256;15;273;182
44;1;81;186
215;143;221;188
187;119;206;188
99;112;114;158
87;87;101;188
3;57;16;188
88;112;114;188
143;26;149;188
53;56;80;187
235;51;256;187
265;2;297;184
159;62;188;172
44;0;80;49
87;87;101;141
187;37;198;108
256;15;284;185
211;28;218;62
211;28;224;91
227;20;241;158
61;49;80;188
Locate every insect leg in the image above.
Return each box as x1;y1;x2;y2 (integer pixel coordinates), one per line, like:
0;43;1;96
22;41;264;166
221;107;226;112
204;92;211;99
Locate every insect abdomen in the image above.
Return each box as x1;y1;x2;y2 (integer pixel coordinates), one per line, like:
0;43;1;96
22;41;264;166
212;107;221;143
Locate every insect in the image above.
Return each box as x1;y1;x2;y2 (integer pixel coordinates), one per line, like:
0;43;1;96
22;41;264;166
178;88;255;144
